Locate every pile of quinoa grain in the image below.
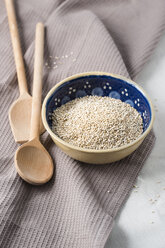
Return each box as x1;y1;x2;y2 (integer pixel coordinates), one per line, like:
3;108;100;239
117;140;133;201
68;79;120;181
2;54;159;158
52;95;143;150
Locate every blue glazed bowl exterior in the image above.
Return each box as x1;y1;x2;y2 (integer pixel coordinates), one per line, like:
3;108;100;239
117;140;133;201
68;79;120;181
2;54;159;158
42;72;154;164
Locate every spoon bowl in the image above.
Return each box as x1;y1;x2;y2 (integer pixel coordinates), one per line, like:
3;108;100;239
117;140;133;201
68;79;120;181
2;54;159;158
9;93;45;143
9;93;31;143
15;139;53;185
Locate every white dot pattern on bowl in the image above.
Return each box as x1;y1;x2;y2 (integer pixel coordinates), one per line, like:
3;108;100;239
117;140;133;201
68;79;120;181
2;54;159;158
55;86;144;111
51;82;150;133
59;88;141;109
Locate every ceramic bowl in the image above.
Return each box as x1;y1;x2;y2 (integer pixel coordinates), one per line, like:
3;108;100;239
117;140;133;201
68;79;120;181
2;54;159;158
42;72;154;164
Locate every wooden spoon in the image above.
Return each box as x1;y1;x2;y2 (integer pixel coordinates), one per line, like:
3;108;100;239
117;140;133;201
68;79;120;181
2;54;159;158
5;0;44;143
15;23;53;185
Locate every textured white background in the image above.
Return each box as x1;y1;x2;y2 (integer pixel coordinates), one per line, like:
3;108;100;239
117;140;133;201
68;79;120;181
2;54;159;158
106;33;165;248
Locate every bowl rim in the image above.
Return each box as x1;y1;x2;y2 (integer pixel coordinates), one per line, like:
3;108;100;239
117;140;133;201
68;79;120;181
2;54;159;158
42;71;155;153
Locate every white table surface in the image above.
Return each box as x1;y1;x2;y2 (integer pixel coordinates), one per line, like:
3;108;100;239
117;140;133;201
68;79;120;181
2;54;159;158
105;33;165;248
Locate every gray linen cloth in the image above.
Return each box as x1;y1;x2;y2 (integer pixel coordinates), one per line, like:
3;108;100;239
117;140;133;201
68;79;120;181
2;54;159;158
0;0;165;247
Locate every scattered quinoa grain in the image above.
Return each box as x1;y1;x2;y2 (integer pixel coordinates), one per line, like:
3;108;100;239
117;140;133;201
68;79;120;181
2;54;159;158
52;95;143;150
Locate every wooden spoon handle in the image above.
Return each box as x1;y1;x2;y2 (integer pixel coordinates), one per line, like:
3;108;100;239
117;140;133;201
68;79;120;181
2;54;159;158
5;0;28;95
30;23;44;140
